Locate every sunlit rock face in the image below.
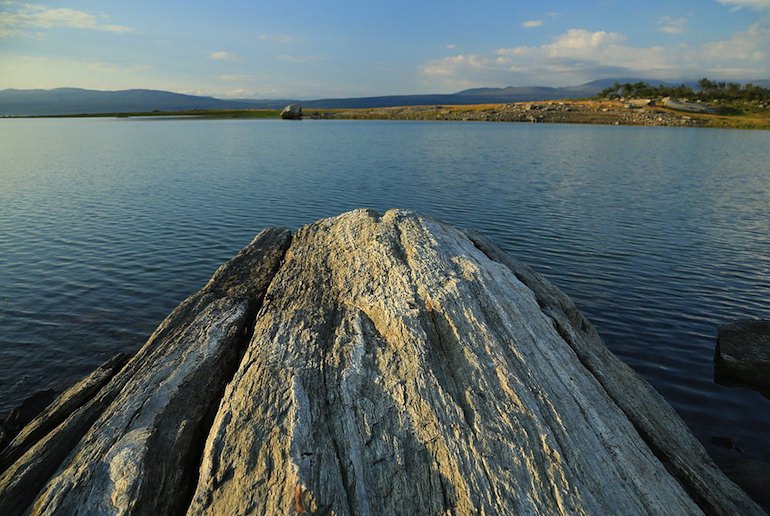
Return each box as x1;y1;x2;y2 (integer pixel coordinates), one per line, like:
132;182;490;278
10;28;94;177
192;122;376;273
0;209;762;515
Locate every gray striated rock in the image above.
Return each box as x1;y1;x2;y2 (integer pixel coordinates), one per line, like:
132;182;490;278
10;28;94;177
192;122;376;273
716;319;770;391
0;228;290;516
281;103;303;119
0;354;130;516
0;209;763;515
466;231;764;515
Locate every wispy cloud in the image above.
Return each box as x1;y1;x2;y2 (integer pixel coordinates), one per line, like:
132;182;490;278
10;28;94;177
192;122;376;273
276;54;322;63
219;74;258;82
446;43;456;50
702;22;769;61
12;55;149;73
258;34;292;44
658;16;687;34
209;51;239;61
522;20;543;28
84;61;150;73
717;0;770;10
0;2;132;37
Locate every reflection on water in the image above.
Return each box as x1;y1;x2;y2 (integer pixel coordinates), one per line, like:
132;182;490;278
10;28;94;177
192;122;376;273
1;117;769;471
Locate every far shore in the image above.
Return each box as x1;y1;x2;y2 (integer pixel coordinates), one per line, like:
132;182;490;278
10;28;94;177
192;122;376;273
6;99;770;129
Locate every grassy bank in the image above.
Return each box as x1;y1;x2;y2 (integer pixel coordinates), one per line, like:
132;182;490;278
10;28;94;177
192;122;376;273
9;101;769;129
316;100;770;129
18;109;282;119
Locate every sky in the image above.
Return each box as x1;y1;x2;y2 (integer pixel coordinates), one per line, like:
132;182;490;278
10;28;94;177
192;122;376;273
0;0;768;99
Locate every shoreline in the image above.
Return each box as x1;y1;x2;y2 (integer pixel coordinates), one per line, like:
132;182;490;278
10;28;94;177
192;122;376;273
4;99;770;129
315;99;770;130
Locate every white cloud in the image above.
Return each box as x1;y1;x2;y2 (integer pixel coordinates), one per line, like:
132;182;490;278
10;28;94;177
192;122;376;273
718;0;770;10
701;23;770;61
446;43;456;49
209;51;239;61
658;16;687;34
219;74;258;82
543;29;626;55
420;26;770;90
522;20;543;28
0;2;132;37
257;34;292;44
421;54;497;78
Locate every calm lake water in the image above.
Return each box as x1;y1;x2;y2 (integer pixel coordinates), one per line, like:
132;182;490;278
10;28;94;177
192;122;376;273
1;118;769;474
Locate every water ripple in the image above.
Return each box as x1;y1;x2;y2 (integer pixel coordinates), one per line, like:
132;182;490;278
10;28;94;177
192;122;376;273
1;118;769;467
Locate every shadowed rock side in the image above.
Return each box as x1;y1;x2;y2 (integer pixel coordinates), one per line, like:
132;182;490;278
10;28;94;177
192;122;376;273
0;228;291;516
0;209;763;515
0;353;129;472
465;231;764;516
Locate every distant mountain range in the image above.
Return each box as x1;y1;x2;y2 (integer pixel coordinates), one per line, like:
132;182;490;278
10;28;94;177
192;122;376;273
2;78;769;116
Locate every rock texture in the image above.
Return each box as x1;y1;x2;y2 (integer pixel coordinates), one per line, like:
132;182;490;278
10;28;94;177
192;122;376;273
0;228;290;516
318;100;705;127
0;209;763;515
716;319;770;392
281;103;303;119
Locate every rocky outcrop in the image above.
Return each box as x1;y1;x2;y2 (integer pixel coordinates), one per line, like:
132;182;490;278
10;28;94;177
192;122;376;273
281;103;303;119
716;319;770;392
0;228;290;515
0;209;762;515
662;97;716;114
322;100;705;127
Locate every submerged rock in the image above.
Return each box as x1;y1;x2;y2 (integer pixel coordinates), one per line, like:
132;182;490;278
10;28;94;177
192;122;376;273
0;389;57;452
281;103;303;119
716;319;770;392
0;209;762;515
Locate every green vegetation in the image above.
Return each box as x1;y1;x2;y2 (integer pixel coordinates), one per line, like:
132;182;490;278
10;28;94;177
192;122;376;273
596;78;770;128
600;81;694;99
599;78;770;103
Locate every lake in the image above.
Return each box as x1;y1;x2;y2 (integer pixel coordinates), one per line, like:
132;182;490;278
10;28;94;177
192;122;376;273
1;117;769;477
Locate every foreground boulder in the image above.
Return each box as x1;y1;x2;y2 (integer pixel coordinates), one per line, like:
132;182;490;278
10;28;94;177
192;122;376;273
281;103;303;119
716;319;770;392
0;209;762;515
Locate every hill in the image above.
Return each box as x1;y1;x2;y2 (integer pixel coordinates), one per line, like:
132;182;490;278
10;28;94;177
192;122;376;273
2;79;768;116
0;88;291;116
0;82;610;116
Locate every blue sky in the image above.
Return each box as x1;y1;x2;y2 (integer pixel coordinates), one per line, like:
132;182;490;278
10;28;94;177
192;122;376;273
1;0;768;98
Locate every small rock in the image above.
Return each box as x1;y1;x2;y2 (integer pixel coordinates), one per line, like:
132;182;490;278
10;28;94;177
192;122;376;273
711;436;737;450
280;104;303;120
716;319;770;392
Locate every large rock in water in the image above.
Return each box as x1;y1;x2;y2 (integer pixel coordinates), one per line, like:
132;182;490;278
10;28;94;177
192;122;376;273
0;209;762;515
281;103;303;119
716;319;770;392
